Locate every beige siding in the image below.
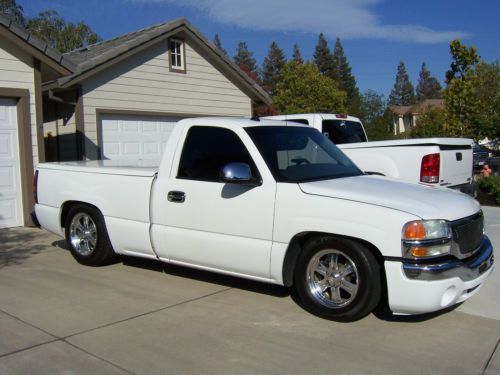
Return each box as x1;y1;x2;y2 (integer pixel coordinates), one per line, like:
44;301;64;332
0;38;38;165
82;39;253;159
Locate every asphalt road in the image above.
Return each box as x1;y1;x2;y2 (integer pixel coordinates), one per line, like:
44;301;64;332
0;207;499;375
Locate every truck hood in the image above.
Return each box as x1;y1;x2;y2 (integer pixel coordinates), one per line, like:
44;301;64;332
299;175;480;221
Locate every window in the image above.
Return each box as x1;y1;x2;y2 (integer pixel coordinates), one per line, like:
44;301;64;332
178;126;258;182
246;126;362;183
321;120;367;144
169;39;185;71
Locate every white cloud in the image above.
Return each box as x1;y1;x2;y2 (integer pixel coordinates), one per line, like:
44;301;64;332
130;0;467;43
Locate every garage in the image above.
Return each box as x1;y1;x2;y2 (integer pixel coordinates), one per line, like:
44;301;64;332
100;113;185;162
0;98;22;228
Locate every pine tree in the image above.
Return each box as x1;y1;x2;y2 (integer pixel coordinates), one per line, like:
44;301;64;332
213;33;227;56
331;37;360;114
0;0;26;26
313;33;333;76
389;61;416;106
416;63;442;101
233;41;258;81
292;43;303;64
261;41;287;96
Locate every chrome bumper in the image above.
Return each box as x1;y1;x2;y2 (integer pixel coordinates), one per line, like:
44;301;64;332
403;235;494;281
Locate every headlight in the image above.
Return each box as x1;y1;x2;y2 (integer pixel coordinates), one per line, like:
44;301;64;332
402;220;452;259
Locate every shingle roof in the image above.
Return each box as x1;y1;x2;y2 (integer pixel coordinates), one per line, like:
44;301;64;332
58;18;271;105
0;13;75;72
390;99;444;116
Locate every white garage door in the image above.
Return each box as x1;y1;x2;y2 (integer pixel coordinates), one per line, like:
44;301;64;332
101;114;184;162
0;98;23;228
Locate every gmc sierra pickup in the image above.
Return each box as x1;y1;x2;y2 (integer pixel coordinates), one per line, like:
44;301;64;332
34;117;494;321
265;113;474;195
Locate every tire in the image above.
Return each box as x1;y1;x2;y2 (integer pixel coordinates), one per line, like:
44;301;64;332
294;236;381;322
64;204;118;266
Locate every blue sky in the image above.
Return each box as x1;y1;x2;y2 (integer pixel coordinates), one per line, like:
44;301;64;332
22;0;499;98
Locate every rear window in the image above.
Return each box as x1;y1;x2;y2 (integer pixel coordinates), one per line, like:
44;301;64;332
322;120;367;144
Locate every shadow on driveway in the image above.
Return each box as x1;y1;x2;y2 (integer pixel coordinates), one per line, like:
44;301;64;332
0;228;47;269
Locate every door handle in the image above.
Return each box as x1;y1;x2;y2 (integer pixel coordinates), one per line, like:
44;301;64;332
167;191;185;203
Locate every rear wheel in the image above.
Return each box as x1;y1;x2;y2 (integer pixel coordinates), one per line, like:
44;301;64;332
65;205;117;266
294;236;381;321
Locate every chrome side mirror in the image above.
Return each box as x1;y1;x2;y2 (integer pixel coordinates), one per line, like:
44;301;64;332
221;163;260;185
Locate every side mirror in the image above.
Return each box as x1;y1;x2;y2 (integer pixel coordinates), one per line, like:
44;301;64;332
221;163;260;185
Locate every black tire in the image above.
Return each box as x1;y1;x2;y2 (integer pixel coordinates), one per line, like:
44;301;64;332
64;204;118;266
294;236;381;322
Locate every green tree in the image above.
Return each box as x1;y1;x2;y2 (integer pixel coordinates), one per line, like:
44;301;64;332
445;39;480;83
475;61;500;139
261;41;287;96
27;10;100;53
292;43;303;64
359;90;393;140
313;33;333;76
331;38;360;114
389;61;416;106
416;63;442;101
274;61;346;114
0;0;25;26
213;33;227;55
233;41;258;81
409;107;450;138
443;40;481;138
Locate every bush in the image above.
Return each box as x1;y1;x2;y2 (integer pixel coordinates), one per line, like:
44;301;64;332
478;175;500;204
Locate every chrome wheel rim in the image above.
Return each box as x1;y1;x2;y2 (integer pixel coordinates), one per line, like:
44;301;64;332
306;249;359;308
69;213;97;256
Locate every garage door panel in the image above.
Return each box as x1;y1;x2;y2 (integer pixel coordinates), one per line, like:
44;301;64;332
101;114;183;162
0;99;23;228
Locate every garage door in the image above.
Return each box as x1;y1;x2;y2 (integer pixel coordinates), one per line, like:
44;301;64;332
0;98;23;228
101;114;185;162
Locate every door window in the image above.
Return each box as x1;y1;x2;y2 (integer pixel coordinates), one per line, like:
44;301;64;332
177;126;258;182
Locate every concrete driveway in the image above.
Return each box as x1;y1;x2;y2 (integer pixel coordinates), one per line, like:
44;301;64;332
0;208;499;375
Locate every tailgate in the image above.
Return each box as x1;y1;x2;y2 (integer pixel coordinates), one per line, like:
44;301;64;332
440;146;473;187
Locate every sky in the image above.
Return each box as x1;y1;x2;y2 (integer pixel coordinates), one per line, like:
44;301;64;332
22;0;499;98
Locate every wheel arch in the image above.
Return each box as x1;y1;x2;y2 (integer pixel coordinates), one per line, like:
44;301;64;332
60;200;101;229
281;231;385;288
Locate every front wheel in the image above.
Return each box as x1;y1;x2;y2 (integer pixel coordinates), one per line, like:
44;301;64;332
294;237;381;321
64;204;118;266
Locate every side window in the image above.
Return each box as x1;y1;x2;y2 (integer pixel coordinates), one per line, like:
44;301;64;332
178;126;258;182
169;39;185;72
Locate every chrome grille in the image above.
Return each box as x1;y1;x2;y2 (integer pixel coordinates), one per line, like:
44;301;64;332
452;212;484;256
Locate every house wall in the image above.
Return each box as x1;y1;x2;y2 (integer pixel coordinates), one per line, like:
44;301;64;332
81;39;253;159
0;37;38;165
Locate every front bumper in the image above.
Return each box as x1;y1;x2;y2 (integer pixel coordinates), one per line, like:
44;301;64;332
385;236;494;315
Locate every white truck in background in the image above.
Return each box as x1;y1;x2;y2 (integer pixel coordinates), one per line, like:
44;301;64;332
33;117;493;322
264;114;474;195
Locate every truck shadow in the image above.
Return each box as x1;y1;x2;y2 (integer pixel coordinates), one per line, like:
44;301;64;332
121;255;290;298
52;240;463;322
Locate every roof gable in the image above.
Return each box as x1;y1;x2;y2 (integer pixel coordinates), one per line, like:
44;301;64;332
58;18;271;105
0;13;74;74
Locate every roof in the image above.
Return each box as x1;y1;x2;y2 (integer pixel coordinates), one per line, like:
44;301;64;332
390;99;444;116
177;117;303;128
56;18;271;105
0;13;75;73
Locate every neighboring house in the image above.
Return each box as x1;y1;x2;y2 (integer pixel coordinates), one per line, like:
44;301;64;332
390;99;444;135
0;16;271;228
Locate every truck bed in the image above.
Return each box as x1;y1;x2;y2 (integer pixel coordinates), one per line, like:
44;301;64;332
38;160;159;177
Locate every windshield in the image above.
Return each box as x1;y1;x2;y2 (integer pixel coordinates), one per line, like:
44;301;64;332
322;119;367;144
245;126;363;183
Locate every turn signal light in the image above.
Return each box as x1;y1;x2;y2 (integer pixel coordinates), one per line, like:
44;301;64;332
411;247;428;257
403;221;426;240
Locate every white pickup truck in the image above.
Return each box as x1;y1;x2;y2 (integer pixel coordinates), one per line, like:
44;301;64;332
265;114;474;195
33;117;494;321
